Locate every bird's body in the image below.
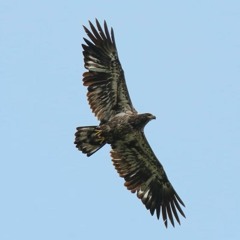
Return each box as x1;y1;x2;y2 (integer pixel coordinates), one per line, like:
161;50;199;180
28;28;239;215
102;113;156;142
74;19;185;227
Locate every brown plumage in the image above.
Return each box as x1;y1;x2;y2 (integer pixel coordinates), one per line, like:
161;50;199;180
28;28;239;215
74;19;185;227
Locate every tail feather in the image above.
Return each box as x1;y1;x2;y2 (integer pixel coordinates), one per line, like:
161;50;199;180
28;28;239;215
74;126;106;156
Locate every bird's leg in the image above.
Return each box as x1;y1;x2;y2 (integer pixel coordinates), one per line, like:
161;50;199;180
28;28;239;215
95;129;105;144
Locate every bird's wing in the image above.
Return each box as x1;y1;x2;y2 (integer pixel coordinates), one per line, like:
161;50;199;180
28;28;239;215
82;19;137;123
110;131;185;227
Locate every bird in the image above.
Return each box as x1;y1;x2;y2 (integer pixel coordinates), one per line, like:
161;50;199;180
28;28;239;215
74;19;185;227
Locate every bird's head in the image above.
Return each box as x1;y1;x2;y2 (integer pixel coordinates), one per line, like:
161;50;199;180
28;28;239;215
145;113;156;121
134;113;156;129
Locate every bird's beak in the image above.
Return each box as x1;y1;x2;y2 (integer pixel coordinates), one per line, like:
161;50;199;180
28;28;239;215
151;115;156;120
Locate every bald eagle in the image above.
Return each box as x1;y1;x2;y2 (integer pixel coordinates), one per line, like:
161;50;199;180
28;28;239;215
74;19;185;227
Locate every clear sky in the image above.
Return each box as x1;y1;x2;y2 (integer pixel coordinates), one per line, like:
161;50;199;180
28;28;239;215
1;0;240;239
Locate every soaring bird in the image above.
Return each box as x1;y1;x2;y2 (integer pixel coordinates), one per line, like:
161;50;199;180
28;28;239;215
74;19;185;227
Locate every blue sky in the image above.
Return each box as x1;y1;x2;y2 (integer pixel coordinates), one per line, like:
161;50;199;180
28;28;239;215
1;0;240;239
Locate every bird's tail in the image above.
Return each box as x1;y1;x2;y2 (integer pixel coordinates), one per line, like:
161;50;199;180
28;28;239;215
74;126;106;156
